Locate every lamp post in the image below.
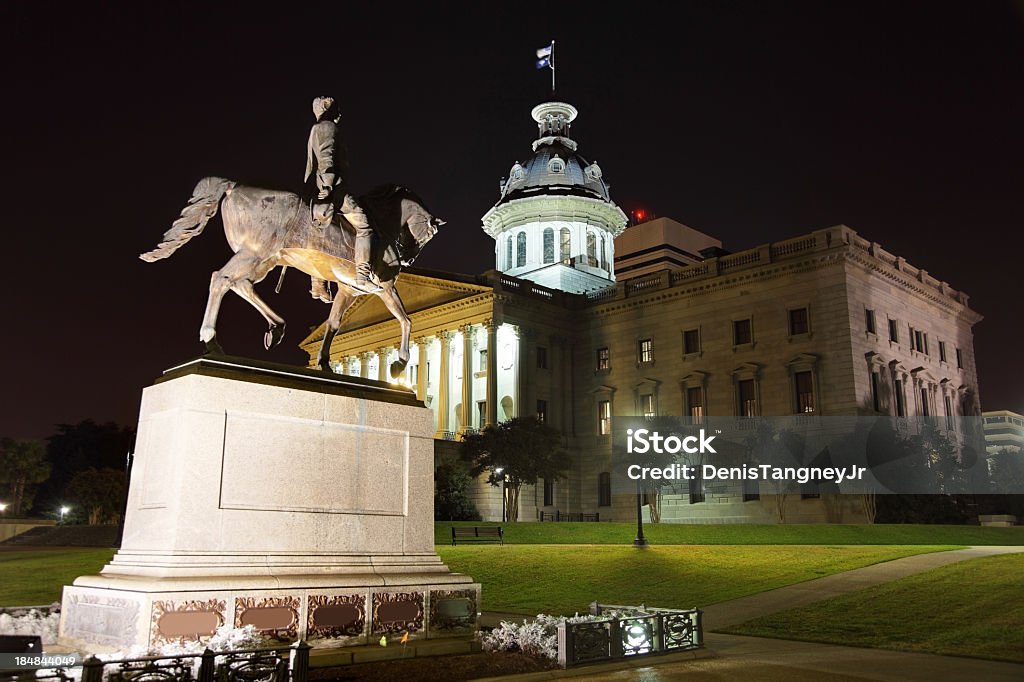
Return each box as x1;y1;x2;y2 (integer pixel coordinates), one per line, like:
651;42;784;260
494;467;506;522
633;480;648;547
59;506;70;524
0;502;8;516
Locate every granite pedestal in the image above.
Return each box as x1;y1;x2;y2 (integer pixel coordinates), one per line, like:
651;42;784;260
59;356;479;652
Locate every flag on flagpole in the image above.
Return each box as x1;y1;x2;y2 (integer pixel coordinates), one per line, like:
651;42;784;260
536;41;554;69
536;43;553;58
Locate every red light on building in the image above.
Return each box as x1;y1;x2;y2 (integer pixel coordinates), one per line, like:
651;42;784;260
633;209;646;222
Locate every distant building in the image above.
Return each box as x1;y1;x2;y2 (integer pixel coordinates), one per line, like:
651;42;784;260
983;410;1024;454
301;101;984;524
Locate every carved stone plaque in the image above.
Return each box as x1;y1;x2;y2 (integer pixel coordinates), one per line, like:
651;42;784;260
371;592;423;634
308;594;366;639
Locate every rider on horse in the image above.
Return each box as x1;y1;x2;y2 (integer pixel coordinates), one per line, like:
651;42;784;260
306;96;381;300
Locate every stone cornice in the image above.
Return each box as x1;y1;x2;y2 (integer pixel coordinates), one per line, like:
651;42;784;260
481;194;627;238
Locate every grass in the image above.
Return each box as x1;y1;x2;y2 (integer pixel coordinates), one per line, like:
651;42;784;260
723;553;1024;663
436;521;1024;546
437;544;952;616
0;549;114;605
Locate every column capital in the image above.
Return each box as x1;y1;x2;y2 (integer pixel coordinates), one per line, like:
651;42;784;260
439;330;455;343
413;334;434;346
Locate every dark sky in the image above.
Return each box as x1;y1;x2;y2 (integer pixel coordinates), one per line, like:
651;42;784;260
2;2;1022;440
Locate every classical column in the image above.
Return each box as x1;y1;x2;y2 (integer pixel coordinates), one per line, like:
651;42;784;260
485;321;498;426
437;331;453;436
515;326;531;419
415;336;430;402
378;347;391;383
359;351;372;379
461;324;474;431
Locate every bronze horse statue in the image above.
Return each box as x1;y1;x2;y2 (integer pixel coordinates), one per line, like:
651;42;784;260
140;177;443;377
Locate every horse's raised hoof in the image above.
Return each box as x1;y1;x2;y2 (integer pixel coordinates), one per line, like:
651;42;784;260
390;360;408;379
264;324;286;350
204;337;226;356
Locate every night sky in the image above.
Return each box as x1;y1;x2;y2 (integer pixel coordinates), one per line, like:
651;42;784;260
2;2;1022;440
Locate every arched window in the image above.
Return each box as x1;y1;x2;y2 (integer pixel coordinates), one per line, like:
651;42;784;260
543;228;554;264
548;155;565;173
505;236;513;270
600;235;607;270
587;231;597;266
516;232;527;267
560;227;571;262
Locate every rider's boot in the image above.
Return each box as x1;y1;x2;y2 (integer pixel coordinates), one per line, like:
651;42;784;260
310;277;333;303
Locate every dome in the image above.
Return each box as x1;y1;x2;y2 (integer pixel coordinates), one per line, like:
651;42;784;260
495;102;613;206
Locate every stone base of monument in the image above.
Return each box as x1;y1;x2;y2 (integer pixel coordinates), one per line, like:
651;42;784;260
59;356;479;653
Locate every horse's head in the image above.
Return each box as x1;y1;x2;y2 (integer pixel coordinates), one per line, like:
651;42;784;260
398;203;444;266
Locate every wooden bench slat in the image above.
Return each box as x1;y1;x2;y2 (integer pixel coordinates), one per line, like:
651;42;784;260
451;526;503;545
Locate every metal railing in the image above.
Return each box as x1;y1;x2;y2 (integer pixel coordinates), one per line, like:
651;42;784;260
77;641;310;682
556;603;702;668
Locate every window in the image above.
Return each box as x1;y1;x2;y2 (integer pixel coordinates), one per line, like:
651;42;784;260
543;478;554;506
686;386;704;422
409;363;418;387
548;155;565;173
560;227;571;262
888;319;899;343
688;471;705;504
794;371;815;413
516;232;527;267
505;236;513;270
789;308;809;335
939;341;947;363
598;472;612;507
865;309;876;334
956;348;963;369
870;371;882;412
914;330;927;355
537;346;548;369
586;231;597;266
640;393;655;418
537;400;547;424
543;228;554;264
596;347;610;370
479;349;487;372
920;388;929;417
734;319;752;345
944;395;955;431
638;338;653;363
738;379;757;417
683;329;701;355
894;379;906;417
600;236;608;270
598;400;612;435
743;477;760;502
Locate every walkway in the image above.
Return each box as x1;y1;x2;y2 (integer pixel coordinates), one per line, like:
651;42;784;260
480;545;1024;681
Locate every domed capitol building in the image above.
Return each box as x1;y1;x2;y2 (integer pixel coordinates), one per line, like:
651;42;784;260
300;101;982;524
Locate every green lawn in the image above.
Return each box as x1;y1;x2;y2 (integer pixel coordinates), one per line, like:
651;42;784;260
723;553;1024;663
0;549;114;605
437;544;952;616
436;521;1024;546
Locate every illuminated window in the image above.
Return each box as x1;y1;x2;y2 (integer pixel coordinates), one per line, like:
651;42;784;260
600;236;608;270
638;338;653;363
505;236;513;270
543;228;554;264
548;155;565;173
738;379;757;417
587;232;597;266
516;232;526;267
560;228;571;262
598;400;612;435
640;393;655;418
686;386;704;422
596;347;610;370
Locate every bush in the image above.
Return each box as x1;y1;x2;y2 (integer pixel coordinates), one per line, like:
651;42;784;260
435;461;481;521
479;613;612;660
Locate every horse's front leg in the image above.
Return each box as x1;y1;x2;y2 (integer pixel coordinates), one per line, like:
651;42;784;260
230;261;288;349
375;280;412;378
318;286;356;371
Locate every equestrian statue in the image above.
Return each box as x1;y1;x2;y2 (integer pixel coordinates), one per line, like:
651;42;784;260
140;96;444;378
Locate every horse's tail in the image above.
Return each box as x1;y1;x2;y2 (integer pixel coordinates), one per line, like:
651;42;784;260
140;177;236;262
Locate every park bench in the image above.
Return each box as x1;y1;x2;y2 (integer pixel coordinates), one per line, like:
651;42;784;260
451;526;503;545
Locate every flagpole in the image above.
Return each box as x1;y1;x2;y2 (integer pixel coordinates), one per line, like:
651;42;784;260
551;40;556;93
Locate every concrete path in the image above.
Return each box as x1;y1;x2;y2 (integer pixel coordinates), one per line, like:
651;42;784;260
480;545;1024;681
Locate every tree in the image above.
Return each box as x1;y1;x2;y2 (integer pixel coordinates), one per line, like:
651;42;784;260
434;461;482;521
0;438;51;516
460;417;568;522
34;419;134;515
65;468;126;525
611;416;692;524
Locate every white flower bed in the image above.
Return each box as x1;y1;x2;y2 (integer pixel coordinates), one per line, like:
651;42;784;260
0;606;61;644
479;613;613;660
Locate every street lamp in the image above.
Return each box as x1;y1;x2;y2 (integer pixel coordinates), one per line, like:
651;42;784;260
495;467;506;522
0;502;8;516
59;506;70;523
633;480;648;548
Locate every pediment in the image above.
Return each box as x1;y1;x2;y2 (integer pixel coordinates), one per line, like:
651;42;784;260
301;271;492;345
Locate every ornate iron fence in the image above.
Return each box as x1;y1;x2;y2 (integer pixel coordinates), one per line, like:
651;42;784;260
556;603;702;668
75;641;310;682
